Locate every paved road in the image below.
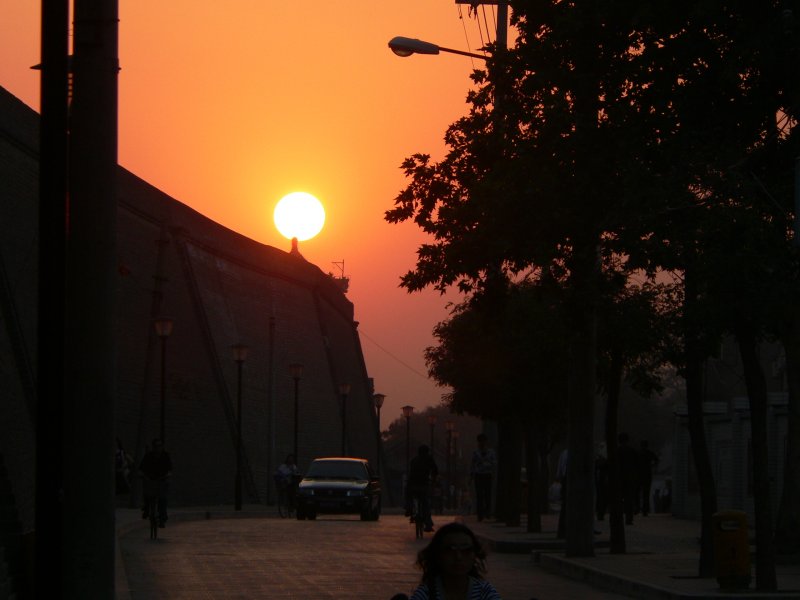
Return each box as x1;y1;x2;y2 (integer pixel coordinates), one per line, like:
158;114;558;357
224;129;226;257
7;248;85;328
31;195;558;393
119;513;629;599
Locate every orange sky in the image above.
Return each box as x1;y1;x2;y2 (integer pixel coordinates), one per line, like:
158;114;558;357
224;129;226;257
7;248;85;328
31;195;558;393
1;1;506;427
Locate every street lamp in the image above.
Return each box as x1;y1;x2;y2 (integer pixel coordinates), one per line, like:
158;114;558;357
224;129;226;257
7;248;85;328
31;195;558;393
402;405;414;472
232;344;249;511
153;317;173;445
338;382;351;456
445;419;455;509
373;393;386;476
452;430;461;510
388;36;487;60
289;363;303;465
428;414;437;455
402;405;414;513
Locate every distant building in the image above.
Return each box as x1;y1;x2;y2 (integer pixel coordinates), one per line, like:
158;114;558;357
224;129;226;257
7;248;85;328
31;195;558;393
672;337;789;521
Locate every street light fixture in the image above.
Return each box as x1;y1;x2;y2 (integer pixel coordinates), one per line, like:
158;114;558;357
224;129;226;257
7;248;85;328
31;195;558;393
445;419;455;509
388;36;487;61
153;317;173;445
338;382;351;456
232;344;249;511
289;363;303;465
452;430;461;510
373;393;386;476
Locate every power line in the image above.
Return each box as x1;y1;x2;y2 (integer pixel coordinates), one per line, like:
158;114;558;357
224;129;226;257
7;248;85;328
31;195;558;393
358;328;433;381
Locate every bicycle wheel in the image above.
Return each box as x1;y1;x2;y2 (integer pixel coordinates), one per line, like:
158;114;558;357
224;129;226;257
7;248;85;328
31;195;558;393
277;488;287;518
149;498;158;540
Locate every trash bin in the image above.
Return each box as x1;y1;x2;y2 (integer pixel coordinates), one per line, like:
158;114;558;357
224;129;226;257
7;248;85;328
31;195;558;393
712;510;751;590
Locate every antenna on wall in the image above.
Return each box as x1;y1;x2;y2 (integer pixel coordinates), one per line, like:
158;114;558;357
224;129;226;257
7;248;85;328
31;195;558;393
330;260;350;293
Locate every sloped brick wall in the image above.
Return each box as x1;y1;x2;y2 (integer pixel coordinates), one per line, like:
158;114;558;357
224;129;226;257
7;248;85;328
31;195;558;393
1;85;380;527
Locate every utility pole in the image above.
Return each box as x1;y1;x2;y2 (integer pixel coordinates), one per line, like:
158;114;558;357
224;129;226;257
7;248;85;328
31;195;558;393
455;0;508;51
63;0;120;595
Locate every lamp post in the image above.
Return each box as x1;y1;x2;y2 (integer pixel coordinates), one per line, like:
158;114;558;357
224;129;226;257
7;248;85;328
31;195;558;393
388;36;487;60
428;414;437;455
232;344;249;511
452;430;461;510
289;363;303;465
445;419;454;509
339;383;351;456
373;393;385;476
153;317;173;445
402;405;414;473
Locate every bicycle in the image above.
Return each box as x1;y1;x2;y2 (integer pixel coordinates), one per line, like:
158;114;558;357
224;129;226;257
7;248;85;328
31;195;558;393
146;494;159;539
275;474;299;518
411;496;424;539
142;477;167;539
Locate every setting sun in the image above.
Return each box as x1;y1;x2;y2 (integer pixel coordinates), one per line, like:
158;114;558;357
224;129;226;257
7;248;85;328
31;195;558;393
273;192;326;241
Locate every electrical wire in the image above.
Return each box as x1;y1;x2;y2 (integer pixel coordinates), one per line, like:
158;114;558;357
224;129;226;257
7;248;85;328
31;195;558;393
358;327;433;381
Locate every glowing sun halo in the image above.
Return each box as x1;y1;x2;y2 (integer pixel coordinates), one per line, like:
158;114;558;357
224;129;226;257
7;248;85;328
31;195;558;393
273;192;326;241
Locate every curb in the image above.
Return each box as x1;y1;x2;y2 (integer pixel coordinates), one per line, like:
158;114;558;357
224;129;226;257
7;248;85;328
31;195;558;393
538;553;800;600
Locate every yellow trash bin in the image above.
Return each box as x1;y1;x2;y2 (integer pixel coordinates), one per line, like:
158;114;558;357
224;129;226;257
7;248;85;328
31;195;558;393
712;510;751;590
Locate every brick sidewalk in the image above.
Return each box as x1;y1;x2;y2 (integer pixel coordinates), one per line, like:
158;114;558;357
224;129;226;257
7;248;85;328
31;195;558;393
468;512;800;599
115;507;800;600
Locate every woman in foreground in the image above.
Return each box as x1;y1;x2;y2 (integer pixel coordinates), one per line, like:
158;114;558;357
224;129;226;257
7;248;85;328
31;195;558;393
394;521;502;600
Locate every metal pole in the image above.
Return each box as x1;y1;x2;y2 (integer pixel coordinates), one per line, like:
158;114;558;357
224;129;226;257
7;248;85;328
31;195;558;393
36;0;69;594
235;360;243;511
160;335;167;444
293;377;299;465
447;430;453;509
376;405;382;477
406;416;411;474
63;0;119;593
341;392;347;456
496;1;508;51
267;316;275;503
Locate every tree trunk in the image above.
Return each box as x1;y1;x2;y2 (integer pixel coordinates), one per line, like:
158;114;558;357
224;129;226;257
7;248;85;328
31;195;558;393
505;420;523;527
684;262;717;577
526;425;543;533
565;242;598;557
736;327;777;590
776;323;800;555
605;348;626;554
495;418;522;526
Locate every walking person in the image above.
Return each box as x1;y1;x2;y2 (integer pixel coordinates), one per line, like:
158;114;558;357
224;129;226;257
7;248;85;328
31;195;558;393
470;434;496;522
637;440;659;516
408;445;439;532
555;447;568;539
139;438;173;527
616;433;638;525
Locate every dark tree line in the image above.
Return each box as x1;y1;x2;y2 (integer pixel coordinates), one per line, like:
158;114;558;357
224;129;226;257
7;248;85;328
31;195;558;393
386;1;800;590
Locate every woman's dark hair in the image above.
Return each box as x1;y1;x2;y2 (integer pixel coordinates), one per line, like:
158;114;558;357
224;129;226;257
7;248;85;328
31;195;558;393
284;454;295;463
415;522;487;587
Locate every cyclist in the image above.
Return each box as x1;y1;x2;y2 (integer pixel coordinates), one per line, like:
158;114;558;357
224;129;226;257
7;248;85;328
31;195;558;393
274;454;300;510
140;438;172;528
407;445;438;533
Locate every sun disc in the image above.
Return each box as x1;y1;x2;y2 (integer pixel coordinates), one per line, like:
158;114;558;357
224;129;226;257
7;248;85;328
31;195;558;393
274;192;326;241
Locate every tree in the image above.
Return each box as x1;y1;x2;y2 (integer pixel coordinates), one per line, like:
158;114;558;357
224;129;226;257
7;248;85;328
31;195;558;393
596;275;677;554
425;275;569;527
